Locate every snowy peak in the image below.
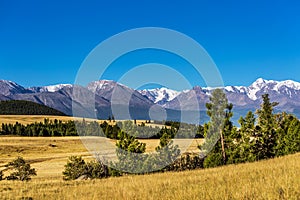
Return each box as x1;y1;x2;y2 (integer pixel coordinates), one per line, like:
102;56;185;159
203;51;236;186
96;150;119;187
141;78;300;104
246;78;300;100
0;80;30;96
139;87;180;104
87;80;118;93
29;84;73;93
275;80;300;91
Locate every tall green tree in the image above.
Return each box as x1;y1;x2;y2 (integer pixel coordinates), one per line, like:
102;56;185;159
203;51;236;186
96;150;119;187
231;111;257;163
200;88;234;167
275;113;300;156
255;94;279;159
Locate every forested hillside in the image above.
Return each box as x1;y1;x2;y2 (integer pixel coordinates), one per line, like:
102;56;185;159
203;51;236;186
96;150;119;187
0;100;66;116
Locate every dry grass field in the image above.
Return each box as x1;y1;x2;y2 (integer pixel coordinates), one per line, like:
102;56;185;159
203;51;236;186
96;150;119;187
0;115;78;125
0;136;201;180
0;146;299;199
0;116;299;199
0;115;166;128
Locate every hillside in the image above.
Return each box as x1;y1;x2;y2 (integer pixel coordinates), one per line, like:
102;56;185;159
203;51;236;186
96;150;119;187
0;100;67;116
0;139;299;200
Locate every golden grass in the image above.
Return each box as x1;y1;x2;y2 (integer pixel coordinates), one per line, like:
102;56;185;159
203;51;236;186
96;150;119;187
0;136;90;179
1;117;298;199
0;115;79;125
0;136;201;180
0;152;299;200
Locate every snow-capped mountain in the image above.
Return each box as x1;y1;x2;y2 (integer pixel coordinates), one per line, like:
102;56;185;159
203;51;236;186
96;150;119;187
220;78;300;101
1;78;300;122
0;80;32;96
139;87;180;105
140;78;300;113
29;84;73;93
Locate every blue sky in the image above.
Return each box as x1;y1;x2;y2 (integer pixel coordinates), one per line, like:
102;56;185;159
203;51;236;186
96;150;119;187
0;0;299;89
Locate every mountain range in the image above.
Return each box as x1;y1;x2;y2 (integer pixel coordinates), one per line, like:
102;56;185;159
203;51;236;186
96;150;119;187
1;78;300;124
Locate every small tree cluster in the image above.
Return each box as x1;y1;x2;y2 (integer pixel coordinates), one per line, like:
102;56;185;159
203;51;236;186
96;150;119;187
2;157;36;181
62;156;110;180
63;130;204;179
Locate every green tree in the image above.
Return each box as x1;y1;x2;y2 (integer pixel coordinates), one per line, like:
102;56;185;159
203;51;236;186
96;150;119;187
200;89;234;167
62;156;86;180
113;131;147;174
63;156;112;180
155;133;181;170
275;113;300;156
255;94;279;159
231;111;258;163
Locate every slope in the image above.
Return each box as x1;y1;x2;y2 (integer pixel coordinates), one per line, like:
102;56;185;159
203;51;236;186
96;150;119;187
0;100;67;116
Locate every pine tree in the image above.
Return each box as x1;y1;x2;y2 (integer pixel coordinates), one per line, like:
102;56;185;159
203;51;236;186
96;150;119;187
113;131;147;173
232;111;258;163
155;133;180;167
200;88;234;167
255;94;279;159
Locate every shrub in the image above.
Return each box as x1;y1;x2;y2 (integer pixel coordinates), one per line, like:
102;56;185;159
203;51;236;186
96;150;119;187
85;160;110;179
63;156;112;180
62;156;86;180
169;153;204;171
5;157;37;181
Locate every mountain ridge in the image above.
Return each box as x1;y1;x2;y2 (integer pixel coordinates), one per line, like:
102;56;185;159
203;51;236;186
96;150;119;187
1;78;300;123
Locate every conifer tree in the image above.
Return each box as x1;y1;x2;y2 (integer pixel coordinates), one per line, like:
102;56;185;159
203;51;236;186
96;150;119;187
255;94;279;159
200;88;233;167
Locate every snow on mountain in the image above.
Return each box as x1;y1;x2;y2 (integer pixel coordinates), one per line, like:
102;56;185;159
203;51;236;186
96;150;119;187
199;78;300;101
2;78;300;120
139;87;180;104
44;84;73;92
274;80;300;91
0;80;31;96
87;80;117;93
245;78;300;100
29;84;73;93
142;78;300;109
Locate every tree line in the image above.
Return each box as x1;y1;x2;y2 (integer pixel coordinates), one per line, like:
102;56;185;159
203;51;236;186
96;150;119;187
0;118;204;139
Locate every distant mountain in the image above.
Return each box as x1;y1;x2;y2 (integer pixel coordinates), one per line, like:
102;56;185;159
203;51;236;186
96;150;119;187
1;78;300;123
0;100;66;116
87;80;154;107
29;84;73;93
0;80;32;96
140;78;300;112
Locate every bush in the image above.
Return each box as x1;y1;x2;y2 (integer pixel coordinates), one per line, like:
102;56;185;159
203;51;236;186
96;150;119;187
85;160;110;179
5;157;37;181
63;156;112;180
62;156;86;180
167;153;204;171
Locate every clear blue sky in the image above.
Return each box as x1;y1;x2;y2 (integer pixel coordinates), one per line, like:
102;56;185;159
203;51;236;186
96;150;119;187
0;0;299;89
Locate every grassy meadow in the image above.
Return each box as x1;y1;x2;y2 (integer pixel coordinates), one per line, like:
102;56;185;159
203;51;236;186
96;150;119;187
0;116;299;199
0;115;166;128
0;136;201;179
0;149;299;199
